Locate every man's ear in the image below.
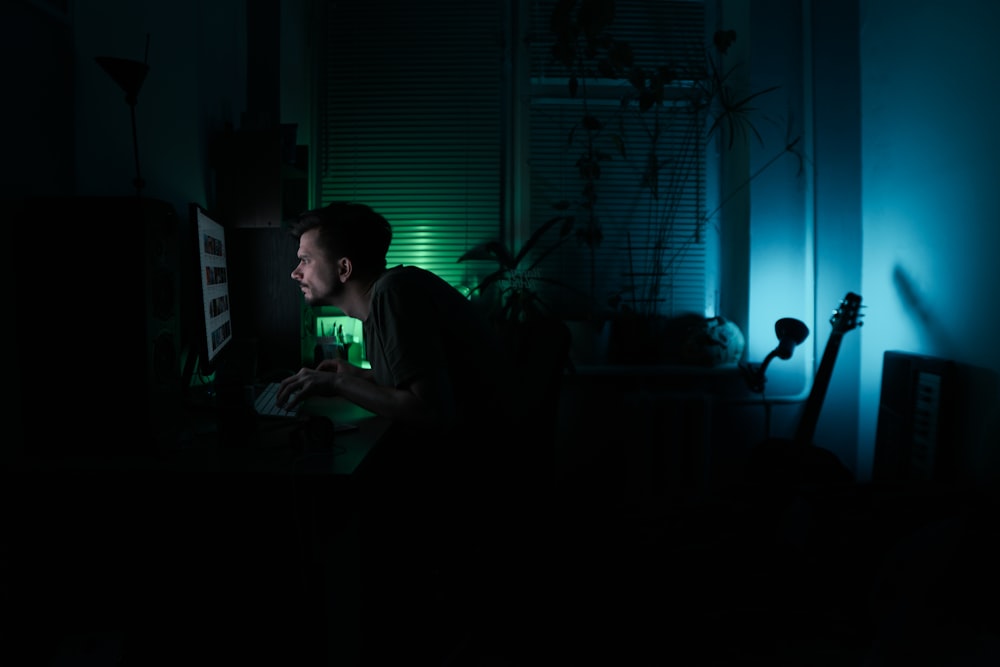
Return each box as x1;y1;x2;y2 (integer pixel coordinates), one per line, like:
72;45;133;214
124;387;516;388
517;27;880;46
338;256;353;283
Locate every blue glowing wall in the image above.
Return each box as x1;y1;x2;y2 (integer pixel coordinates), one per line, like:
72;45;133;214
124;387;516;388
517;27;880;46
858;0;1000;483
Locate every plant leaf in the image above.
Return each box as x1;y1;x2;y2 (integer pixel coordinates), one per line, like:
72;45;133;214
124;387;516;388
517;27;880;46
457;240;516;268
467;268;507;297
514;214;571;266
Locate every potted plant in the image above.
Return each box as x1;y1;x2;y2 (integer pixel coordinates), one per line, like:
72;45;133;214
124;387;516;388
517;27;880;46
457;214;580;382
457;211;582;331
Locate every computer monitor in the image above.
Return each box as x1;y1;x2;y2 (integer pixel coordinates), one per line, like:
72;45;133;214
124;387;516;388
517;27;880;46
183;203;236;389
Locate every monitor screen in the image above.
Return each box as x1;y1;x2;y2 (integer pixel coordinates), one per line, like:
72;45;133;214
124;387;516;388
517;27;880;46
189;203;234;377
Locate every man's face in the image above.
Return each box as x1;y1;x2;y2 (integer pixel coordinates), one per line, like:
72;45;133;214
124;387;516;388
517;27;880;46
291;228;341;306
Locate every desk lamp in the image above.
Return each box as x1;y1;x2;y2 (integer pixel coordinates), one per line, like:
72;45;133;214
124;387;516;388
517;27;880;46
95;34;150;196
741;317;809;393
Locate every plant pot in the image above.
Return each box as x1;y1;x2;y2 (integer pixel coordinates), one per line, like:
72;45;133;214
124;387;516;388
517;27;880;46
606;313;681;364
606;313;745;366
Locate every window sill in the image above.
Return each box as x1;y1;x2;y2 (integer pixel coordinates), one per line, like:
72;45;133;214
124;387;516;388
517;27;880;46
564;363;749;397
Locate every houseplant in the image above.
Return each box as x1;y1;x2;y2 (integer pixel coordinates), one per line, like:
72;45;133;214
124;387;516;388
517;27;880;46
457;209;584;332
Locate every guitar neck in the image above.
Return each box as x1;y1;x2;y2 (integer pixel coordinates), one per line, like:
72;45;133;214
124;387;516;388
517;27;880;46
793;331;845;447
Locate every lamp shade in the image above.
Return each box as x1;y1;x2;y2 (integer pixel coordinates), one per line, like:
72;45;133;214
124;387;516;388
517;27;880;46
774;317;809;360
95;56;149;104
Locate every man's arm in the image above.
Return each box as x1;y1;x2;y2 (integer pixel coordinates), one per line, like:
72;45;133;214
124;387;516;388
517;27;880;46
277;361;456;427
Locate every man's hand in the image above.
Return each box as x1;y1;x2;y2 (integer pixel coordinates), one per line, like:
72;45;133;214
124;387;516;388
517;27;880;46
276;366;338;410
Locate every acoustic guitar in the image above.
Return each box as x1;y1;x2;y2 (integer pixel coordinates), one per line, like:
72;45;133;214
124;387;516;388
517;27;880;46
746;292;864;494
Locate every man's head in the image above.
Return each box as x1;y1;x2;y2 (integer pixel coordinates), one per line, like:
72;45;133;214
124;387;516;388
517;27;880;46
290;202;392;307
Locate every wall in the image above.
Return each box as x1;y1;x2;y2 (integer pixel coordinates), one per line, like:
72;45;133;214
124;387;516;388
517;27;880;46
1;0;312;228
72;0;246;212
858;0;1000;489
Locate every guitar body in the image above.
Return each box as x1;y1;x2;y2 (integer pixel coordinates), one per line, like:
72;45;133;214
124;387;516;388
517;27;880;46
746;436;854;491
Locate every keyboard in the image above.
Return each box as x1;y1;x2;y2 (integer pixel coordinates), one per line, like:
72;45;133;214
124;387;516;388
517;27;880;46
252;381;361;434
253;382;300;419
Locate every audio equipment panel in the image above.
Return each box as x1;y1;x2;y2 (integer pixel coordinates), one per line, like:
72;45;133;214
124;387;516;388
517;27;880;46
873;350;955;483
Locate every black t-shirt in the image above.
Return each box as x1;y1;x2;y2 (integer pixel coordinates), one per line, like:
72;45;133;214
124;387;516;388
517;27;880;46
361;266;506;473
363;265;503;419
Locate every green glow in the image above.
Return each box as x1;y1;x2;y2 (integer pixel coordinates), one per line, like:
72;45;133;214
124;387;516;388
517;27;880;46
315;315;366;365
315;315;362;339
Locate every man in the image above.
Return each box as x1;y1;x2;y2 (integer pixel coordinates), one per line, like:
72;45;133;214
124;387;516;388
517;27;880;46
276;201;504;435
276;201;509;661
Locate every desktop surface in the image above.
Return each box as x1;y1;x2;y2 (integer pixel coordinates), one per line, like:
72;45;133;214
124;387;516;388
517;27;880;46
11;390;388;476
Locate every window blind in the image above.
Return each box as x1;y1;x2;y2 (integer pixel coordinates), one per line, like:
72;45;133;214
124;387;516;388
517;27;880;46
526;0;709;317
318;0;507;290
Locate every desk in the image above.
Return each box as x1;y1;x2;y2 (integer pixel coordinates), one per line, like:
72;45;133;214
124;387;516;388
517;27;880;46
176;393;389;474
11;392;387;469
5;396;388;666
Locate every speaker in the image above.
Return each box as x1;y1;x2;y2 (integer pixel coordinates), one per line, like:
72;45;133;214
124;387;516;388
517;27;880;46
13;195;182;455
227;226;303;376
873;350;956;483
141;198;184;445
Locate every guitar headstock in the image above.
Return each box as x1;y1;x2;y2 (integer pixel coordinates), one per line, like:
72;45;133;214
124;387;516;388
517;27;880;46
830;292;863;334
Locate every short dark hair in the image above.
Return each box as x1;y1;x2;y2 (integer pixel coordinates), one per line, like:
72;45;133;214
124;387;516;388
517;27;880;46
291;201;392;275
